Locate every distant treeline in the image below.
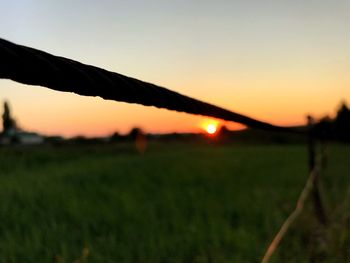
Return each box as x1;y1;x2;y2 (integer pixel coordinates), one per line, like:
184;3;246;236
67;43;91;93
28;102;350;146
218;102;350;144
59;102;350;146
314;102;350;143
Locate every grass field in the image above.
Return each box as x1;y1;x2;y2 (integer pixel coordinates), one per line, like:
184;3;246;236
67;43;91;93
0;142;349;263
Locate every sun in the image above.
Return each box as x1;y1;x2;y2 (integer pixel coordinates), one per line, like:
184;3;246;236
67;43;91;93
206;123;217;134
200;119;220;135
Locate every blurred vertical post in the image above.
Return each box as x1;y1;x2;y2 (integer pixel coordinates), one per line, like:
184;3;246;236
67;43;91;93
320;127;328;170
307;115;328;225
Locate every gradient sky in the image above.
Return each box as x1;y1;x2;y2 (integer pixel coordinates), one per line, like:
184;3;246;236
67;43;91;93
1;0;349;137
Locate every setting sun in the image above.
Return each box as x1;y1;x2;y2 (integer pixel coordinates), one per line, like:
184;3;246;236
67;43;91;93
200;119;220;135
206;124;217;134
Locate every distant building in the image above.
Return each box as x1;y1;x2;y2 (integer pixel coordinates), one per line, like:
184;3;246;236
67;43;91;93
15;131;44;145
0;130;44;145
1;101;44;145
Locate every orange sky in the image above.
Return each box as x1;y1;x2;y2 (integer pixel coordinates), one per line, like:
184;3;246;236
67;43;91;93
1;1;349;137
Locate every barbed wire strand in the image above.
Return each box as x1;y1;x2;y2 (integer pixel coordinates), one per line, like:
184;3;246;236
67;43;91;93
261;163;320;263
0;38;306;134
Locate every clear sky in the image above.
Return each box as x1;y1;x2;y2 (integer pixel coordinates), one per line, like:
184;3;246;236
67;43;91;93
1;0;349;137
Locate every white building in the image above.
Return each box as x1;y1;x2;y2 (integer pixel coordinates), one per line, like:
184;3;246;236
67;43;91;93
0;130;44;145
16;131;44;145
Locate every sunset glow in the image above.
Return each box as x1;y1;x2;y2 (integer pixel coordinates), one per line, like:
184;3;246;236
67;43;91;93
206;124;217;134
1;1;349;137
200;118;220;135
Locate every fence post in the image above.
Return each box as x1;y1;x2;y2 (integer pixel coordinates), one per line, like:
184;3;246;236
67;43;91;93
307;116;328;226
320;128;328;170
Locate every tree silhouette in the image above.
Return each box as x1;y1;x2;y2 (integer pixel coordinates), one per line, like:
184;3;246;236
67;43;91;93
127;127;143;140
127;127;147;153
2;101;16;133
334;102;350;142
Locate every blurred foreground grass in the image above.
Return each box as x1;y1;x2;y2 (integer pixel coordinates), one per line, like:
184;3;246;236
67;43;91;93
0;143;349;262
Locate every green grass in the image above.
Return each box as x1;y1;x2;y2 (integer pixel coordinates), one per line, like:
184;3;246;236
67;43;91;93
0;143;349;262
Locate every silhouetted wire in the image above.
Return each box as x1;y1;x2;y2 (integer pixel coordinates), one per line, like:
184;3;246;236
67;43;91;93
261;162;320;263
0;38;306;134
